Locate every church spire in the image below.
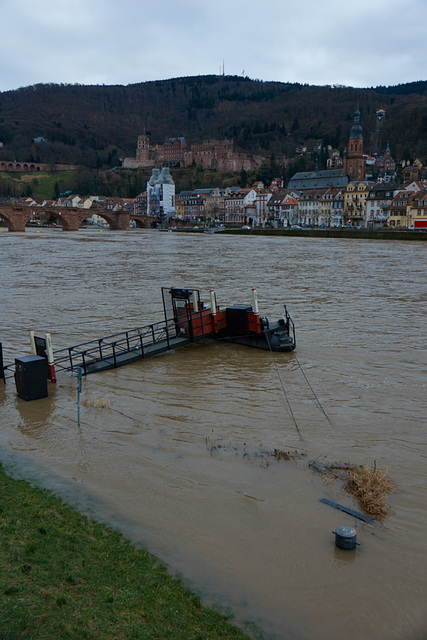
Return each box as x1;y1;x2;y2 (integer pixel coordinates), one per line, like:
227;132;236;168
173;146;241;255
343;103;366;182
349;104;363;140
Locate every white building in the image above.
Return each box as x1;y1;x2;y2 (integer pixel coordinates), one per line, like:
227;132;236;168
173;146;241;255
147;167;175;218
365;184;397;228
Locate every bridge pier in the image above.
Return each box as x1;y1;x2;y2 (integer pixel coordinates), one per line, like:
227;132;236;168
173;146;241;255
8;219;27;232
111;213;130;230
59;215;82;231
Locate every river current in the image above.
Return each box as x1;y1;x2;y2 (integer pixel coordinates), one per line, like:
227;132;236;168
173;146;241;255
0;228;426;640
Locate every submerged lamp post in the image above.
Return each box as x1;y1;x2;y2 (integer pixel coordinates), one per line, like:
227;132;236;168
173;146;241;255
68;367;83;426
76;367;82;426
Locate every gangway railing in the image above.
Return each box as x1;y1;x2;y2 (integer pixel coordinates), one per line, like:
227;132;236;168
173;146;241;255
53;317;191;375
0;342;14;384
1;363;15;384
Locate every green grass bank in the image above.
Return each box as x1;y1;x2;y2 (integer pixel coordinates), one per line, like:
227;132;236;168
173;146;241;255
0;463;252;640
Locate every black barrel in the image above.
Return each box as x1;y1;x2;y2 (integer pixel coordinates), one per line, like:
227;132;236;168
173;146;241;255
334;526;358;550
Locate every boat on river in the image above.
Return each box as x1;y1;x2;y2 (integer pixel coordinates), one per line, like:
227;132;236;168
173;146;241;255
203;225;225;234
48;287;296;376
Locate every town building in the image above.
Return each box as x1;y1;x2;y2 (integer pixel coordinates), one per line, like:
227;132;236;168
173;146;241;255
387;186;427;229
287;168;348;191
134;192;147;216
176;190;207;222
319;188;344;227
326;148;343;170
408;189;427;229
365;183;397;228
401;159;424;184
267;192;298;227
375;143;396;177
344;181;371;226
387;190;418;228
223;189;251;226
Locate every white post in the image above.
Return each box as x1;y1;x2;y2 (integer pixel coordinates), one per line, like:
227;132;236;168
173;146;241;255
252;288;261;334
29;329;36;355
192;291;199;313
252;288;259;314
210;289;218;332
45;333;57;383
209;290;217;315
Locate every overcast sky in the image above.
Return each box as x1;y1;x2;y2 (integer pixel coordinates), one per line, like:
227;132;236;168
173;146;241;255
1;0;426;92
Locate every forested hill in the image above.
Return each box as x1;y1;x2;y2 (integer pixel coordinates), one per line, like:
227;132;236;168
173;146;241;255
0;75;426;169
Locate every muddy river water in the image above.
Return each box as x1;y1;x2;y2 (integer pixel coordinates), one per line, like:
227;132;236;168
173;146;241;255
0;228;426;639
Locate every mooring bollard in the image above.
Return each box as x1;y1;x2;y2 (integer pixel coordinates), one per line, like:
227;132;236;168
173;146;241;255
333;526;359;550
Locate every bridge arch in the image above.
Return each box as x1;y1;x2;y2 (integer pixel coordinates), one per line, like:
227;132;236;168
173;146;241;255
131;215;155;229
88;212;114;229
0;208;32;231
99;210;129;230
51;210;89;231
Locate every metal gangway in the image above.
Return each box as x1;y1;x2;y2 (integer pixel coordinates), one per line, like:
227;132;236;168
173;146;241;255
53;288;207;376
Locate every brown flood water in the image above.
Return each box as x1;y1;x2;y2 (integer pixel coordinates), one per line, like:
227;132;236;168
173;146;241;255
0;228;426;639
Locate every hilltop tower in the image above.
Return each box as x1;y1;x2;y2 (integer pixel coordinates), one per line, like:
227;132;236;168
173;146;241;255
343;105;366;182
136;134;151;163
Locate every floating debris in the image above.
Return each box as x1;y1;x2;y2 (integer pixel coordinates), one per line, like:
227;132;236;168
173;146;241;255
272;448;298;461
344;463;395;519
82;397;111;410
320;498;375;525
205;437;305;468
310;460;395;520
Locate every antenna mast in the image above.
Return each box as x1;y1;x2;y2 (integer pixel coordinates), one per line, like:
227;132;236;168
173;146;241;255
373;109;386;156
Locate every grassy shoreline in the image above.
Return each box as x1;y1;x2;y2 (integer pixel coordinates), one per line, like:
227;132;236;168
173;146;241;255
0;462;252;639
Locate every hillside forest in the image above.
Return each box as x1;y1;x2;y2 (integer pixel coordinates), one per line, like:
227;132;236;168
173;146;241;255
0;75;426;198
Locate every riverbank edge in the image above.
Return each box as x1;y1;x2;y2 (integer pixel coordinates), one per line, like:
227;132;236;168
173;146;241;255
0;461;253;639
175;228;426;240
173;227;427;241
238;229;426;240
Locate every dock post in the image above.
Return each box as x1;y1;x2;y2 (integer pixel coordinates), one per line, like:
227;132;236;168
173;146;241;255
45;333;57;383
210;290;218;333
191;291;199;313
252;288;261;334
29;330;36;355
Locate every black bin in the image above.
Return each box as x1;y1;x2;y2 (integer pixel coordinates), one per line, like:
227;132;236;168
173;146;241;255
226;305;252;336
15;355;48;401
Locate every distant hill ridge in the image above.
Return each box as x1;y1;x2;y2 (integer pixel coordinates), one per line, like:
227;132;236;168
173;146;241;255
0;75;426;169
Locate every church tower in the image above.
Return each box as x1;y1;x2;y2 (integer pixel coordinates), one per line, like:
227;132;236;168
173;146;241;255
343;105;366;181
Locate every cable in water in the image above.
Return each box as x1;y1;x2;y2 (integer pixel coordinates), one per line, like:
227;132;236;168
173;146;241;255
265;332;304;442
291;352;335;429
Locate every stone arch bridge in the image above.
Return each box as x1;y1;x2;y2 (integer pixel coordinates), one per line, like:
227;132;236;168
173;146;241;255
0;205;159;232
